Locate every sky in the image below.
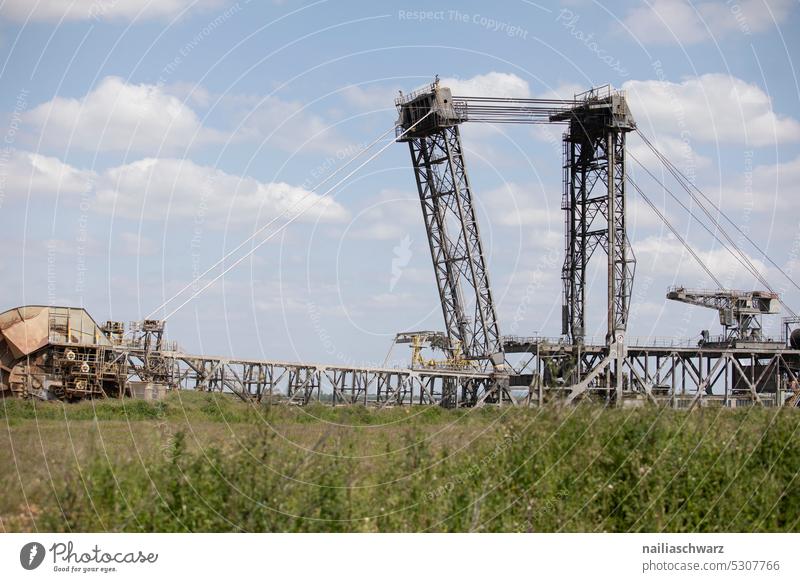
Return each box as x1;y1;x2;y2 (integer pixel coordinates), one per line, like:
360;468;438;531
0;0;799;367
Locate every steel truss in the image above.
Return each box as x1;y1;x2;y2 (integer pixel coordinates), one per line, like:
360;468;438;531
504;338;800;408
559;112;635;345
119;348;511;407
114;341;800;408
110;86;796;410
404;126;502;366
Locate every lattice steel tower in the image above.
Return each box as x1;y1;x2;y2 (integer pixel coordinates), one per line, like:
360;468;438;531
395;81;503;370
551;87;636;345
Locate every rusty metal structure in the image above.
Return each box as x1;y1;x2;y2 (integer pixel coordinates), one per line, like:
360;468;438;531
390;80;800;408
0;306;126;400
0;307;496;406
666;287;781;344
3;80;800;408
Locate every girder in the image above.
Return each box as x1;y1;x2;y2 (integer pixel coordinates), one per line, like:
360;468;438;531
404;124;503;366
559;98;635;346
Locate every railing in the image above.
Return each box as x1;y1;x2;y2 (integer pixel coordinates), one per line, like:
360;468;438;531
667;285;779;299
502;334;790;350
574;84;612;101
121;338;180;352
395;82;437;106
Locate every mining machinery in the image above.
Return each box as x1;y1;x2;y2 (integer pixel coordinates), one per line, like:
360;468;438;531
3;79;800;408
393;78;800;407
395;80;638;404
391;331;470;370
667;287;781;346
0;306;128;400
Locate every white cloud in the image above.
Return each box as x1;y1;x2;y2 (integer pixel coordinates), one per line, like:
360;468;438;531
96;157;349;223
484;182;560;228
163;82;213;109
234;94;352;155
349;222;407;241
635;232;768;288
628;134;711;175
24;76;225;153
750;155;800;208
623;0;794;45
536;82;585;101
24;76;352;156
0;0;223;22
439;72;532;98
627;196;678;232
346;189;420;240
119;232;158;256
0;150;95;197
623;74;800;146
1;151;348;224
721;154;800;212
341;85;400;111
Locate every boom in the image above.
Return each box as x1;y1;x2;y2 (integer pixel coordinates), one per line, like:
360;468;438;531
667;286;780;342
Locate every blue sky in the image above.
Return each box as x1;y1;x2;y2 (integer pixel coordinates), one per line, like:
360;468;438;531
1;0;799;365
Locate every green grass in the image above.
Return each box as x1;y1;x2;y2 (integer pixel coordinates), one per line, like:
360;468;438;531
0;392;466;425
1;392;799;532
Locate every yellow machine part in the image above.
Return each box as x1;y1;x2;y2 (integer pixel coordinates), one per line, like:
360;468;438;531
408;334;473;370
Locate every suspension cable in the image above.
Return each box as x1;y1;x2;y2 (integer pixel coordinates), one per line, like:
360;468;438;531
635;134;772;290
159;111;435;321
630;140;797;317
637;129;800;296
627;175;724;288
147;123;401;319
629;151;756;276
630;151;776;292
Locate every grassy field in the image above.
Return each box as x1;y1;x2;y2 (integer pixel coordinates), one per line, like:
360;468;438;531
1;391;798;532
